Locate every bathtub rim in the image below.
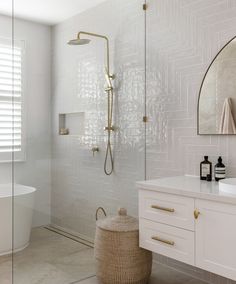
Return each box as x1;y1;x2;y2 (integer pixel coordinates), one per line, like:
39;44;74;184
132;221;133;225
0;183;37;198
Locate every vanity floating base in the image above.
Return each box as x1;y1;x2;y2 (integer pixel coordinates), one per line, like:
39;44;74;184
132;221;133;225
137;176;236;281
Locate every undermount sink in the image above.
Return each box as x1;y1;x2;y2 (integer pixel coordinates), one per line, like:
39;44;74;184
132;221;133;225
219;178;236;194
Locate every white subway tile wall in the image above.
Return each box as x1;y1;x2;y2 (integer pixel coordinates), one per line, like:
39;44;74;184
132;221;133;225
52;0;236;283
51;0;145;238
146;0;236;182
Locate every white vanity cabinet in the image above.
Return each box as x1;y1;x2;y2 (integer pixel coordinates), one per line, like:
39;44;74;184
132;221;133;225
195;199;236;280
137;176;236;281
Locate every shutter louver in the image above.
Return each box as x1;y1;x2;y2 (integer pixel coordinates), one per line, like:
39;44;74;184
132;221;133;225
0;42;22;157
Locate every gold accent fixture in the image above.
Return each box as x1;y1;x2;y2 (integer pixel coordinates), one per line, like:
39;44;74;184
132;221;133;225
91;147;99;156
76;31;111;75
152;236;175;246
194;209;200;219
143;3;147;10
59;128;69;135
109;74;115;80
104;126;115;132
151;205;175;213
105;86;113;92
143;116;148;123
68;31;115;175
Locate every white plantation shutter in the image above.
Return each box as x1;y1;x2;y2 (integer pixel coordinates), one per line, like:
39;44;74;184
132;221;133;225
0;39;25;162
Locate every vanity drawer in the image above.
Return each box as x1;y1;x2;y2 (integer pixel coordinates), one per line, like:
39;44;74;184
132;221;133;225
139;189;194;230
139;218;194;265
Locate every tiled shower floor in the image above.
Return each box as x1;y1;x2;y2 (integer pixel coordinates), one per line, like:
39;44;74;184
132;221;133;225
0;227;209;284
78;266;209;284
0;227;96;284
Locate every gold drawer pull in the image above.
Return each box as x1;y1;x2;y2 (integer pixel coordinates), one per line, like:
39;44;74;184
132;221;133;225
152;236;175;246
151;205;175;213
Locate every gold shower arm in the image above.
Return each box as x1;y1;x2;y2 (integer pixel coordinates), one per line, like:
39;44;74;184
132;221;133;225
78;31;110;75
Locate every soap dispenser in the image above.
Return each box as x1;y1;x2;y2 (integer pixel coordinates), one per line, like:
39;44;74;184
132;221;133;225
200;156;212;180
215;156;226;181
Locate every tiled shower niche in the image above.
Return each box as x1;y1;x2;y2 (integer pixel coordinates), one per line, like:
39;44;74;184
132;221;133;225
59;112;85;136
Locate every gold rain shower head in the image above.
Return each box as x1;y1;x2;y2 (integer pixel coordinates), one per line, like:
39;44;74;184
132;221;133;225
67;38;91;45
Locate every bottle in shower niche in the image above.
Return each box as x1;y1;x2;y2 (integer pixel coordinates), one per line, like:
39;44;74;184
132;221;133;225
200;156;212;180
215;156;226;181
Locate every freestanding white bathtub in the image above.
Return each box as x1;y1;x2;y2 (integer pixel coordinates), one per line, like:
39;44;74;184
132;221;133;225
0;184;36;256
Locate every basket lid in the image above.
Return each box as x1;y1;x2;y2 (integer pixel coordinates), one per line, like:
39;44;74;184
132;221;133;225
96;208;139;232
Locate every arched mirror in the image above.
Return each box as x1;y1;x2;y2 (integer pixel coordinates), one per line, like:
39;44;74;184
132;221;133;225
198;36;236;135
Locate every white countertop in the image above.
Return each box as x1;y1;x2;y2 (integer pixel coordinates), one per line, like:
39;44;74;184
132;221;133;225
136;176;236;205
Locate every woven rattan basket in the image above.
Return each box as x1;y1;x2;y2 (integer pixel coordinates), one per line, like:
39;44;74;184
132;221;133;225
94;208;152;284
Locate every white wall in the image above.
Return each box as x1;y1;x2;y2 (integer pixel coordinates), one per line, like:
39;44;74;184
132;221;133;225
51;1;236;283
146;0;236;181
51;0;144;240
0;15;51;227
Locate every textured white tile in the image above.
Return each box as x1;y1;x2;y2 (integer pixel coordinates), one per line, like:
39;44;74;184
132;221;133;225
51;1;236;284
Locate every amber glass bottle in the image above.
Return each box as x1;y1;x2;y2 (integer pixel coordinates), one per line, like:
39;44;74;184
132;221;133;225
200;156;212;181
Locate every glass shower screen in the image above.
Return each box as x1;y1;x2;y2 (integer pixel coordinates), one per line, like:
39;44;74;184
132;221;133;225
11;0;146;283
0;1;14;283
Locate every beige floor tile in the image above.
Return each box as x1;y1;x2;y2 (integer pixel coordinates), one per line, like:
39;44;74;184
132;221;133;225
76;263;209;284
14;234;87;264
0;227;95;284
51;248;96;279
186;279;209;284
74;276;98;284
13;262;75;284
0;255;12;284
0;228;209;284
149;263;195;284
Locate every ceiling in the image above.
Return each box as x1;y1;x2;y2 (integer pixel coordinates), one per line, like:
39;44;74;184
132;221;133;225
0;0;107;25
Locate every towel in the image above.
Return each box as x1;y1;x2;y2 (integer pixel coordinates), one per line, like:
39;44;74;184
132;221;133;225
219;97;236;134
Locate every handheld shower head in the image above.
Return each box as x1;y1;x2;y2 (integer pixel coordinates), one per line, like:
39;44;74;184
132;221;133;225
67;38;91;45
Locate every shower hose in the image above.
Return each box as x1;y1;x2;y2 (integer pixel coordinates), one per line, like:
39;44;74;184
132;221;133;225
104;86;114;175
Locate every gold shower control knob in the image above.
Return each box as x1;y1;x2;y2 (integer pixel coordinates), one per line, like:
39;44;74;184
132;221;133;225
194;209;200;219
91;147;99;156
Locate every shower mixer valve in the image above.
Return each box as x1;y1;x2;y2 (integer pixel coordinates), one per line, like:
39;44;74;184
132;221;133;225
91;147;99;156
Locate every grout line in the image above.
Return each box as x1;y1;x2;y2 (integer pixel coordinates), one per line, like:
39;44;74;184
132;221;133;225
69;275;96;284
